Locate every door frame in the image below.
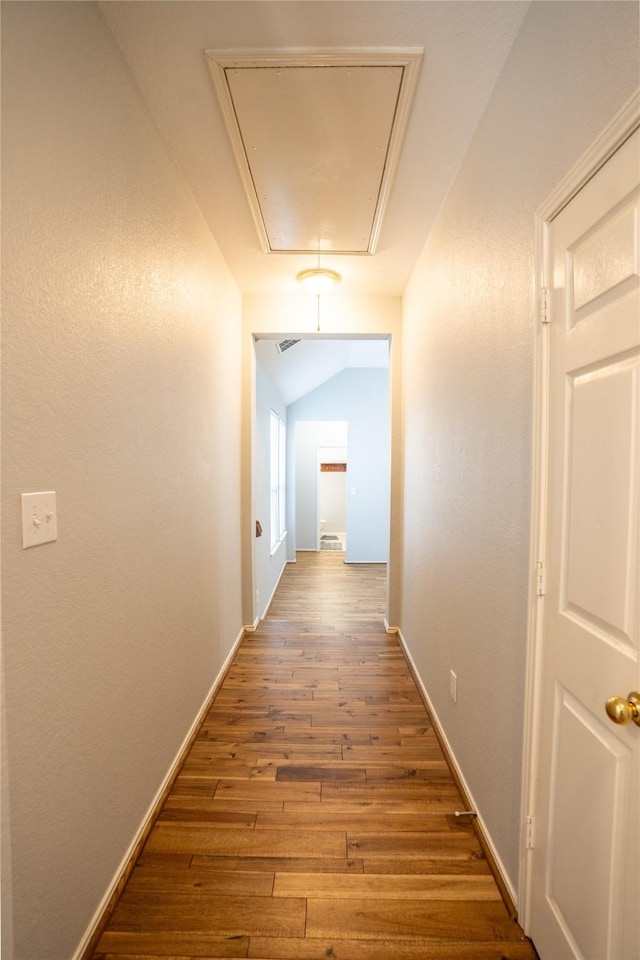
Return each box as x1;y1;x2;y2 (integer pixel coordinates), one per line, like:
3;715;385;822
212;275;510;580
245;326;401;630
519;89;640;933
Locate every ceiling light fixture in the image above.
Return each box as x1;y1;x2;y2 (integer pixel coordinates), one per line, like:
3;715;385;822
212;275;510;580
296;267;341;295
298;242;341;331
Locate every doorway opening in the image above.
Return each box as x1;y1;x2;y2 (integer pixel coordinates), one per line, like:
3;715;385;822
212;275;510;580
250;330;401;626
292;422;349;554
250;333;395;625
319;445;348;552
521;102;639;957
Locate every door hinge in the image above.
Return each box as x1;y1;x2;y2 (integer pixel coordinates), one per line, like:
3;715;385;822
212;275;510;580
525;815;535;849
539;286;550;324
536;560;547;597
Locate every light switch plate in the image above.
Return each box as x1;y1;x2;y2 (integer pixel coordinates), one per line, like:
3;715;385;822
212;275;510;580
22;491;58;548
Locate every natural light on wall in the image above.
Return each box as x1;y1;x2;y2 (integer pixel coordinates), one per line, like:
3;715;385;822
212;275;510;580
270;410;286;553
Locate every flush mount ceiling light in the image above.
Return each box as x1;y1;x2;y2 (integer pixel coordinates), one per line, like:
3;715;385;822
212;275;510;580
296;268;341;295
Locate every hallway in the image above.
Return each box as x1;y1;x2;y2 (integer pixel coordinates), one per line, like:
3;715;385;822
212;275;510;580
93;553;537;959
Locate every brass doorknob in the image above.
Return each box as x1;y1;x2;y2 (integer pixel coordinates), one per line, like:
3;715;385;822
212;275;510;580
605;692;640;726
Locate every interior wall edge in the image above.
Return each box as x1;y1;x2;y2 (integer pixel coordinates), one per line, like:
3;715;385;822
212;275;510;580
1;4;245;954
398;0;639;905
72;625;247;960
398;629;518;912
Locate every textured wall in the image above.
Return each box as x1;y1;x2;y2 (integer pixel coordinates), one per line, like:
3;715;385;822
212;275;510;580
1;4;243;957
400;0;640;894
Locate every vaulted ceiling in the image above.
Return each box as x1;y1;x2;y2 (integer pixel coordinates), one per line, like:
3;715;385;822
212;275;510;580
100;1;530;298
99;2;529;400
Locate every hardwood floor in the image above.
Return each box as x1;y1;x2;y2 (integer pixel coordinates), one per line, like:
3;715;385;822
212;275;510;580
93;552;538;960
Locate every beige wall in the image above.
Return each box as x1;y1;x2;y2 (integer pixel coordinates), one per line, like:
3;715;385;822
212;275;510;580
1;3;243;957
400;0;639;896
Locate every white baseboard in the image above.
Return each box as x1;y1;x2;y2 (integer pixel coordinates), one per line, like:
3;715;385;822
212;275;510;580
73;625;246;960
397;628;518;909
344;560;388;564
384;619;399;634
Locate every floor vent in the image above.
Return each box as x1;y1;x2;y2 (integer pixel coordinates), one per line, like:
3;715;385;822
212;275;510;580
276;339;300;354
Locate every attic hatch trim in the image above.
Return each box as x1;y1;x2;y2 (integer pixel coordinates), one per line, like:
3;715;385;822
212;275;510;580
205;47;423;256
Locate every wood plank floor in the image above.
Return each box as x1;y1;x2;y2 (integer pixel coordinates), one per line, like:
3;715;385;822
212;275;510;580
93;552;538;960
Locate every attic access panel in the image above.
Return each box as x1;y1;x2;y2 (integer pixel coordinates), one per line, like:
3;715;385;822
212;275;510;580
206;49;422;255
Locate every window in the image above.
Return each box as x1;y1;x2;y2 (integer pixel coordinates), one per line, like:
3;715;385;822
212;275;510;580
270;411;286;552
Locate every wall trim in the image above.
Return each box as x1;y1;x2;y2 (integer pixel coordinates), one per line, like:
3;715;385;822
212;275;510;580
539;89;640;222
383;619;399;634
244;616;261;633
398;629;518;918
344;559;387;564
74;626;246;960
519;87;640;934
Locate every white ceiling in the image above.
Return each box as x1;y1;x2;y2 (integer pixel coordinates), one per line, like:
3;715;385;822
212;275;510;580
255;336;390;404
100;1;529;297
207;50;421;255
99;1;529;402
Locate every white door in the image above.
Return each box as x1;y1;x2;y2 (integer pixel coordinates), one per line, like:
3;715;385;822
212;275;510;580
529;128;639;959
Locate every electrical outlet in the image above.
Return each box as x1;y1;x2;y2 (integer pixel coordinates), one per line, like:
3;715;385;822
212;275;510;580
449;670;457;703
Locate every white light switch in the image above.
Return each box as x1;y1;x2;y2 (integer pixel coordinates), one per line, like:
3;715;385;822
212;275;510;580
22;491;58;548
